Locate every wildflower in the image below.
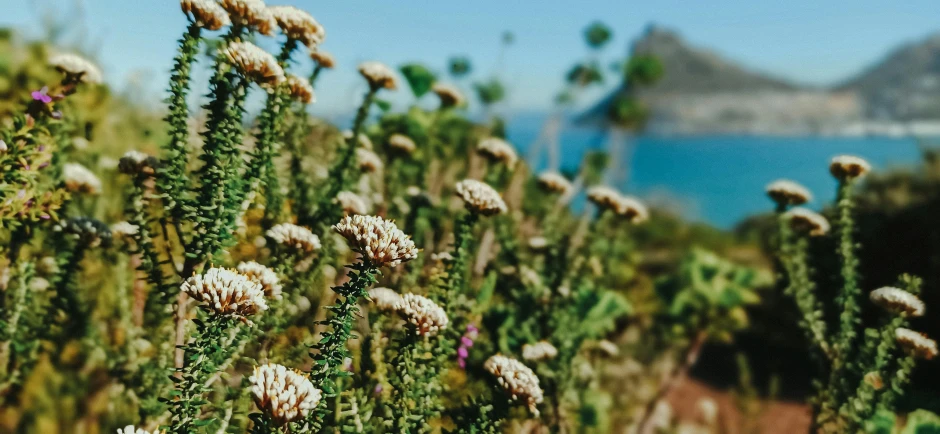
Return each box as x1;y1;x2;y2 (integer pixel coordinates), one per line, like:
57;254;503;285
332;215;418;268
484;354;544;416
250;363;322;425
268;5;325;47
587;185;623;213
310;49;335;68
870;287;925;317
116;426;162;434
334;191;368;216
237;261;283;299
31;87;53;104
222;41;285;87
457;323;479;368
356;148;383;173
111;221;139;239
895;328;938;360
29;278;50;292
358;61;398;90
785;207;830;237
118;150;158;176
455;179;507;216
431;82;465;108
0;140;6;153
766;179;812;207
285;74;315;103
55;217;112;248
344;130;373;149
528;236;548;251
596;339;619;357
522;341;558;361
477;137;518;166
72;137;89;150
49;53;102;84
180;0;230;30
368;287;402;311
830;155;871;181
395;293;448;337
63;163;102;194
181;268;268;318
388;133;417;154
619;196;649;223
266;223;321;253
537;171;573;195
218;0;275;35
431;252;453;262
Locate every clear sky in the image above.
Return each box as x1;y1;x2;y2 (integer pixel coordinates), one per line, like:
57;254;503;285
4;0;940;117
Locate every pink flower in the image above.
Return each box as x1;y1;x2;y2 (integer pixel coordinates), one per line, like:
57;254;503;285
31;87;52;104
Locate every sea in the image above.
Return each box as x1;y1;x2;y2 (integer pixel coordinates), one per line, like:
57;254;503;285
505;116;924;229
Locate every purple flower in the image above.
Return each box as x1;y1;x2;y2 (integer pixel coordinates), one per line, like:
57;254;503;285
458;359;466;369
461;336;474;348
51;111;63;120
457;347;469;358
373;384;383;395
40;213;50;220
31;87;52;104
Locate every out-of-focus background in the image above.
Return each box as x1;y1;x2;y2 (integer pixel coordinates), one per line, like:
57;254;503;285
5;0;940;432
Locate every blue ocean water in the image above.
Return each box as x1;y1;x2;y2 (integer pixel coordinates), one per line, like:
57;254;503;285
506;120;922;229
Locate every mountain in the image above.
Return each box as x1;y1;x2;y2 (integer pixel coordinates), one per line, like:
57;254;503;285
838;33;940;121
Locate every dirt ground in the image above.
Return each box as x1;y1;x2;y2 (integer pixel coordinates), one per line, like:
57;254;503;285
667;378;812;434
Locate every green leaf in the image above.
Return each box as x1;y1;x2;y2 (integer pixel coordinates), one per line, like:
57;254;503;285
399;63;436;98
374;99;392;112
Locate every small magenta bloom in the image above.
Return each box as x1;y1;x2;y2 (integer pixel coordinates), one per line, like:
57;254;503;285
461;336;474;347
458;347;469;358
31;87;52;104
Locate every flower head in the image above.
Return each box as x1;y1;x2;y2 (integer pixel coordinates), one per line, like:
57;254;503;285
785;207;830;237
116;426;162;434
310;49;335;68
477;137;518;166
237;261;282;299
268;5;324;47
895;328;938;360
395;293;449;337
484;355;544;416
250;363;322;425
528;236;548;251
368;287;402;311
218;0;275;35
356;148;383;173
222;41;285;87
870;287;925;317
595;340;619;357
334;191;368;216
32;87;53;104
432;82;465;108
180;0;231;30
54;217;112;248
284;74;315;104
110;221;139;240
766;179;812;207
537;171;573;195
358;61;398;90
118;150;158;176
587;185;623;213
49;53;102;84
830;155;871;181
388;134;417;154
181;268;268;317
332;215;418;267
618;196;649;223
522;341;558;361
266;223;321;253
63;163;102;194
343;130;373;149
455;179;507;216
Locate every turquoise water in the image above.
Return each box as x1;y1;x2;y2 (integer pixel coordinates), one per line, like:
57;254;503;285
507;122;922;229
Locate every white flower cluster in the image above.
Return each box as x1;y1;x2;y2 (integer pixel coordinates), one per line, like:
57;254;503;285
285;74;315;104
388;134;417;154
110;221;139;239
586;186;648;223
180;0;230;30
268;5;325;47
310;50;335;69
63;163;102;194
181;268;268;317
830;155;871;181
368;287;402;311
356;148;383;173
476;137;518;166
455;179;507;216
484;355;544;416
785;207;830;237
537;171;573;195
222;41;285;87
358;61;398;90
766;179;812;206
395;293;449;337
118;150;157;176
49;53;102;84
334;191;368;216
432;82;465;107
266;223;321;253
116;426;161;434
332;215;418;268
237;261;282;299
870;287;925;317
218;0;275;35
522;341;558;361
895;328;938;360
250;363;322;425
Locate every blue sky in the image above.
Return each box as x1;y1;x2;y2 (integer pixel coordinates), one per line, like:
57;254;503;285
4;0;940;116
